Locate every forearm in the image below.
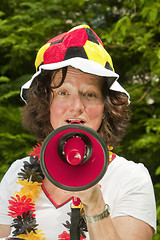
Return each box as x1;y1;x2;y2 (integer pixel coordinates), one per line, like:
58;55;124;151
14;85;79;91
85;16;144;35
83;201;154;240
72;185;121;239
84;200;121;240
87;215;121;240
0;224;11;238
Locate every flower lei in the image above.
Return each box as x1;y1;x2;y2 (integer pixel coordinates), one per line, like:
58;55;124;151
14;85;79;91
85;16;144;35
8;143;45;240
8;143;115;240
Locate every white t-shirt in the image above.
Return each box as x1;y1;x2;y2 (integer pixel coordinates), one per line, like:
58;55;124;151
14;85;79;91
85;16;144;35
0;155;156;239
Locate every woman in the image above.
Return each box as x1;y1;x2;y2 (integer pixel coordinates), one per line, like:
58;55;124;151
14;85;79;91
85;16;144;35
0;25;156;240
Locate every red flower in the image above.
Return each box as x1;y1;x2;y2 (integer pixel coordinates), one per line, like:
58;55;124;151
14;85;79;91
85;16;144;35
29;143;42;159
8;195;35;218
111;152;116;160
80;236;86;239
58;231;86;239
58;231;70;240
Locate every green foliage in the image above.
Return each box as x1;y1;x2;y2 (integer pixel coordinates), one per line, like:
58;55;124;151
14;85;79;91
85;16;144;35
0;77;36;179
153;168;160;239
0;0;160;237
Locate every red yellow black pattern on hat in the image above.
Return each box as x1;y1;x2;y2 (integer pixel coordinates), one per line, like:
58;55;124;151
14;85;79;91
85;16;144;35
35;25;114;73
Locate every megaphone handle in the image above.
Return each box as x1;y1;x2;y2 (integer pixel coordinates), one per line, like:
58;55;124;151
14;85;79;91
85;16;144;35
70;207;80;240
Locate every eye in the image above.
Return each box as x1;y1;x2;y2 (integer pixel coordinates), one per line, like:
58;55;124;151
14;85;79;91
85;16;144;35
85;92;97;98
58;90;68;96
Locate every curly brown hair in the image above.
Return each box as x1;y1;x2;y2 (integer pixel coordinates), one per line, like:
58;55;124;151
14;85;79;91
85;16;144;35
22;68;130;147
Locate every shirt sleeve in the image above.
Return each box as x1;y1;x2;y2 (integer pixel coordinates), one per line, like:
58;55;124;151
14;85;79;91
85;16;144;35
111;162;157;232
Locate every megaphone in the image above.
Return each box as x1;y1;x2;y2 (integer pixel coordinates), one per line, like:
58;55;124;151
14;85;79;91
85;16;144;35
40;125;109;191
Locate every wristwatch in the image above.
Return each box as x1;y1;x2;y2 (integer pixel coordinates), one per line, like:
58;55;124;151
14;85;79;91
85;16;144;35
85;204;110;223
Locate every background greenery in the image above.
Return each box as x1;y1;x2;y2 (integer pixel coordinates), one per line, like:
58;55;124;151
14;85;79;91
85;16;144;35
0;0;159;238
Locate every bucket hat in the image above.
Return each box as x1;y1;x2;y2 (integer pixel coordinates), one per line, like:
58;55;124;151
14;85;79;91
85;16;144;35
20;24;130;103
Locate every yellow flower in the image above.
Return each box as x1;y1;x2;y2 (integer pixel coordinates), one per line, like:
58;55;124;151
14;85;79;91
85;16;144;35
107;145;113;163
108;146;113;151
109;151;112;162
15;179;42;200
18;230;45;240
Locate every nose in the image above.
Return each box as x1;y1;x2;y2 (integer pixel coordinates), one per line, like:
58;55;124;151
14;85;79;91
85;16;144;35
70;94;85;114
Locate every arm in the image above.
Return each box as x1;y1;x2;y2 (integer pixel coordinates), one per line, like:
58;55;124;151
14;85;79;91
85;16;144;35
72;184;154;240
0;224;11;238
0;160;25;238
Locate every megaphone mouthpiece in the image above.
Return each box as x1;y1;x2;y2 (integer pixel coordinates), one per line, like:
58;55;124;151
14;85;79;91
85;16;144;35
63;137;86;165
58;131;93;165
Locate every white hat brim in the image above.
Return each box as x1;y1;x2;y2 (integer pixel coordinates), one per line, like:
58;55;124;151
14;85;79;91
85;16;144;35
20;57;130;103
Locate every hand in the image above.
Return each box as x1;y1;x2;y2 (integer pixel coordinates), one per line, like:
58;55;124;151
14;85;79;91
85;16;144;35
70;184;106;216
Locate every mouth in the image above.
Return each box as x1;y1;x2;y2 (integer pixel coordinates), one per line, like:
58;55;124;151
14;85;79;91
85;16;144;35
66;119;85;125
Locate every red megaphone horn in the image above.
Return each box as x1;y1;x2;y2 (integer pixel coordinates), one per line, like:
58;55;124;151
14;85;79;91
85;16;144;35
40;125;109;191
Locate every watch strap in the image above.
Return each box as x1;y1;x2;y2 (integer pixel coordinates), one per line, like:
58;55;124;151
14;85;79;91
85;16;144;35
85;204;110;223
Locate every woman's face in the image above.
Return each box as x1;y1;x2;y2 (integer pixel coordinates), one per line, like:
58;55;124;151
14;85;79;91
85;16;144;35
50;67;104;131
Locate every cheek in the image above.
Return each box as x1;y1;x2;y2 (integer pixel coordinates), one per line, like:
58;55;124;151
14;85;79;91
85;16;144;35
87;104;104;124
50;101;67;128
89;103;104;117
